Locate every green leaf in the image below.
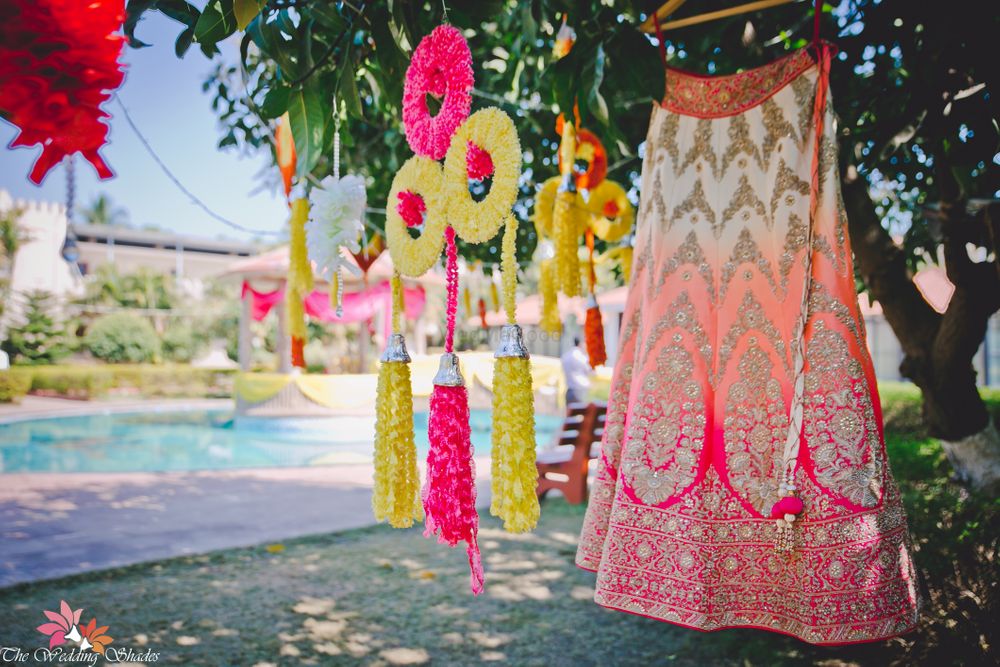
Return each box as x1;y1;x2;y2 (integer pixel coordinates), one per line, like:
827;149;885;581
585;44;609;127
246;15;300;79
194;0;236;47
287;83;329;178
124;0;160;48
175;25;195;57
234;0;264;30
309;4;347;31
338;47;363;119
260;86;291;119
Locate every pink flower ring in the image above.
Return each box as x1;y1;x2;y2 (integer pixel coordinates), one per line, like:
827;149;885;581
402;24;474;160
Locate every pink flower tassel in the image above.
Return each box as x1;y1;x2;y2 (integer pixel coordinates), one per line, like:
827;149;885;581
422;225;484;595
424;382;483;595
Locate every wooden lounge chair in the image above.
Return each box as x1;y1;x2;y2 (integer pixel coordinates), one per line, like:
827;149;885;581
536;401;607;505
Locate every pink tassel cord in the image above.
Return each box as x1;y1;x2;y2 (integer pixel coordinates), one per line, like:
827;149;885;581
444;226;458;353
423;384;484;595
422;224;484;595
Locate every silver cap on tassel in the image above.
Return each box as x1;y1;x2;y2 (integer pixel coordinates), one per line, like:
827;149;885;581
380;333;411;363
494;324;530;359
586;293;598;309
432;352;465;387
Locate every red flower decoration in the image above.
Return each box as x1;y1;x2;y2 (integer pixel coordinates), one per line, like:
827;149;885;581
0;0;126;183
401;25;473;160
466;142;494;180
396;191;426;228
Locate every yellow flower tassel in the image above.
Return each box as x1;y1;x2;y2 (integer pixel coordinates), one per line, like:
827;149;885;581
462;284;472;319
372;273;423;528
553;122;582;296
490;215;539;533
539;258;561;335
287;198;313;369
489;279;500;312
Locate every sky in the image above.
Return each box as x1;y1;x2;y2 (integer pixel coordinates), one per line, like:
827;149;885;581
0;11;288;242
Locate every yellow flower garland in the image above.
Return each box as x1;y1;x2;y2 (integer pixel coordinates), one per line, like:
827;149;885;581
539;258;561;334
553;188;583;297
373;359;423;528
532;176;560;239
443;107;521;244
490;214;539;532
288;198;314;296
386;156;447;278
587;180;634;242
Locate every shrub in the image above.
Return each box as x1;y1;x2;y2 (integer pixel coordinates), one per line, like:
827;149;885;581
0;370;31;403
3;289;69;365
26;365;114;399
9;364;236;400
84;312;160;363
162;322;203;363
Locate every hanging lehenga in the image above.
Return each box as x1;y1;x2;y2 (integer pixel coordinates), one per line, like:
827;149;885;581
575;44;921;644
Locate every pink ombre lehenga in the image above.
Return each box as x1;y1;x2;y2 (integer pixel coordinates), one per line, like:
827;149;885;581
576;47;920;644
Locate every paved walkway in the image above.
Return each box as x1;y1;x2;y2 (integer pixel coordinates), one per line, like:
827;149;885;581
0;397;503;588
0;460;495;588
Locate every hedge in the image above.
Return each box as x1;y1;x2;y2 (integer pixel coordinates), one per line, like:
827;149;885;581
0;371;32;403
8;364;237;400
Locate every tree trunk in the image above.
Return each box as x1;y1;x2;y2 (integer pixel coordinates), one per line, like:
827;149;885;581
842;173;1000;491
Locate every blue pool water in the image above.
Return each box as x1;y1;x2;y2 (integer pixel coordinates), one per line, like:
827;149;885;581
0;409;562;474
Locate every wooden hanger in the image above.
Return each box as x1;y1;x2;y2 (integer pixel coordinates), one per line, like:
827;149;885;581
639;0;805;33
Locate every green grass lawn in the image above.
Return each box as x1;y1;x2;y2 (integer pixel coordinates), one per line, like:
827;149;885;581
0;383;995;666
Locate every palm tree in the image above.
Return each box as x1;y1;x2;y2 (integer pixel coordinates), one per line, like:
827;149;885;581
0;206;29;320
80;194;129;227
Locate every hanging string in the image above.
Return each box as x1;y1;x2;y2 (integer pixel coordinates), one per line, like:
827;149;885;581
812;0;822;49
776;42;832;551
444;225;459;354
652;12;668;70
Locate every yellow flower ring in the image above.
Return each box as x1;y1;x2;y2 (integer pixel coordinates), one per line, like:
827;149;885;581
386;156;448;278
587;180;634;242
532;175;560;239
443;107;522;244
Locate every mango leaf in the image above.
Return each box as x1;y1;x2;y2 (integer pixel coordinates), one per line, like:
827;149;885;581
194;0;236;47
246;15;300;79
175;25;195;57
260;86;291;119
287;83;329;178
338;47;363;119
123;0;161;48
585;44;610;127
234;0;264;30
309;4;347;31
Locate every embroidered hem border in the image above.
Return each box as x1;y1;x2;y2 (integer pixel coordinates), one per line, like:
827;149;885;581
576;493;920;645
661;48;815;119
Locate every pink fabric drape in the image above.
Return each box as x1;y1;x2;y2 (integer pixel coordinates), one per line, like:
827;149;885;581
241;280;426;340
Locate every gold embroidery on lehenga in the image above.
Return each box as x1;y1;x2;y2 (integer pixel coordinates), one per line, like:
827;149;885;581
791;74;816;147
677;119;719;180
722;174;770;233
654;230;716;302
769;157;811;224
804;322;883;508
715;290;788;384
761;98;798;164
657;112;680;168
720;228;779;302
669;180;716;231
723;342;789;515
638;291;713;376
721;115;764;175
622;343;706;505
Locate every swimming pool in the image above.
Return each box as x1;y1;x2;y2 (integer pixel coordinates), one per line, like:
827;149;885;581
0;409;562;474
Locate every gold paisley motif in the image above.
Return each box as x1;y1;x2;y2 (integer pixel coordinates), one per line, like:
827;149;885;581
723;342;788;515
804;322;883;508
715;290;788;385
761;98;799;164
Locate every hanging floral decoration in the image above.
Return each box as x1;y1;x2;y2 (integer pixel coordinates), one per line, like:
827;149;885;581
377;25;536;594
531;116;636;363
552;17;576;59
306;174;366;313
0;0;126;183
402;24;474;160
287;198;313;369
